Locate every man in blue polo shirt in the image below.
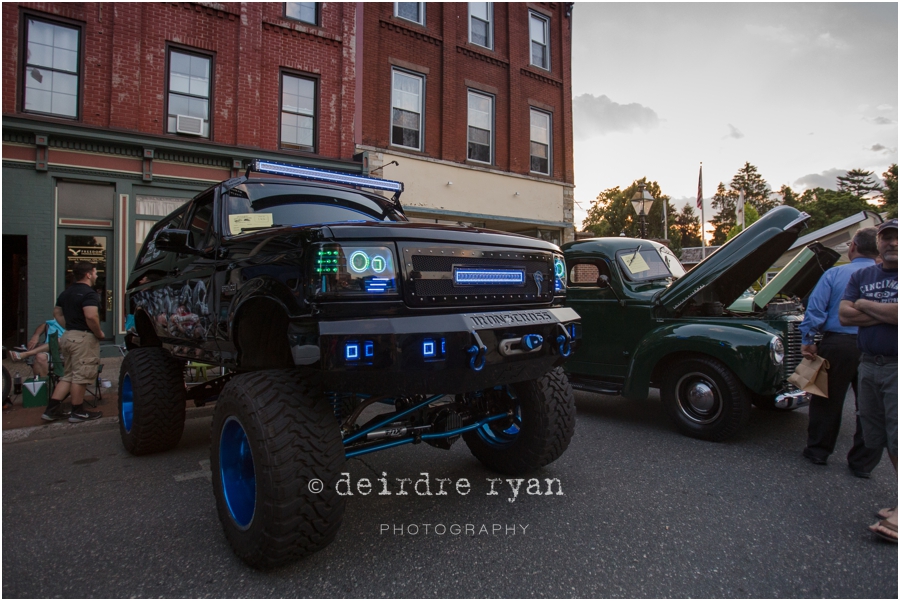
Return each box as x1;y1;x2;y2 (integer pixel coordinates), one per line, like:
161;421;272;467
799;227;882;475
840;218;898;543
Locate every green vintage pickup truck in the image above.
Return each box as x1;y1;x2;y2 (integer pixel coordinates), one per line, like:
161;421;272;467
563;205;839;441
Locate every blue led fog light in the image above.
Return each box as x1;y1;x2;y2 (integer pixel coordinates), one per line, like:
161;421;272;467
423;339;436;358
364;277;392;293
364;341;374;358
345;342;360;361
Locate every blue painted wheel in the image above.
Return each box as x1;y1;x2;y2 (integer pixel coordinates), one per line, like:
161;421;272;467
463;367;575;475
475;388;522;449
219;416;256;529
120;374;134;433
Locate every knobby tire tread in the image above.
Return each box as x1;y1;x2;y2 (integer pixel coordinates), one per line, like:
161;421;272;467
211;369;345;569
464;366;576;475
118;348;186;455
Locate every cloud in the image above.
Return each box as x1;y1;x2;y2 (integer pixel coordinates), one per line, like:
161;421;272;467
877;104;893;111
794;168;847;190
871;144;887;152
572;93;659;138
723;124;744;140
745;24;790;43
814;32;849;51
870;143;898;157
871;116;897;125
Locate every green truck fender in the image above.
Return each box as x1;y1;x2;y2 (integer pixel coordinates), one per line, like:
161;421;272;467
622;321;784;400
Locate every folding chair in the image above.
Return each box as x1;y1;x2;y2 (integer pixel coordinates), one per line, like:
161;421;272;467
48;333;102;406
186;361;214;382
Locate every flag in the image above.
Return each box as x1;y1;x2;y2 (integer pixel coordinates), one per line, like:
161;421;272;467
696;165;703;209
736;190;745;229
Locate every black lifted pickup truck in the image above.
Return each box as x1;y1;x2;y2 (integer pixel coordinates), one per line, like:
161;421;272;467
119;160;580;568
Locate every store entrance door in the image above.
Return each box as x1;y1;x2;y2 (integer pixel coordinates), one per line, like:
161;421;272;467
57;229;115;339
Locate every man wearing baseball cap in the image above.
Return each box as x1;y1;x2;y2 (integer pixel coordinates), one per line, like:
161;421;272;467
840;218;898;543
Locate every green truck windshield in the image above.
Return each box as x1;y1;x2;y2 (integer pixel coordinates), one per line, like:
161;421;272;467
616;246;686;282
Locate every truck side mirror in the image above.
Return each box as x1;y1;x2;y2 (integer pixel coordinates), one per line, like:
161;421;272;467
155;228;197;255
597;275;611;288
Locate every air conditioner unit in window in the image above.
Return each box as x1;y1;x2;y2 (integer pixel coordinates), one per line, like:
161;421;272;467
176;114;204;135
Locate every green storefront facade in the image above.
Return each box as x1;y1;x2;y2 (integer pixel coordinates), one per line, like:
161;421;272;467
2;116;367;354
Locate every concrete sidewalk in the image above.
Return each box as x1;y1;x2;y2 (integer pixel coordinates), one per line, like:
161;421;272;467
3;355;124;430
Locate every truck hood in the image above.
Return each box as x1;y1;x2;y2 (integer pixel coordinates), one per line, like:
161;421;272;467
749;242;840;310
658;206;810;312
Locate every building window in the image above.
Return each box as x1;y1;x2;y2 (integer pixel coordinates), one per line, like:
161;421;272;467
281;73;316;151
467;90;493;164
134;196;189;260
285;2;317;25
395;3;424;26
469;3;493;49
391;69;423;151
167;49;211;138
22;17;80;118
530;109;551;175
529;12;550;70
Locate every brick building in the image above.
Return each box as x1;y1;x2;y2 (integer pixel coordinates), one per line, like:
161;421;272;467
359;2;575;245
2;2;574;349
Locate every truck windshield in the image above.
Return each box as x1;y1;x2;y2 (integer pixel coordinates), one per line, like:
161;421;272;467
224;182;404;235
616;245;686;282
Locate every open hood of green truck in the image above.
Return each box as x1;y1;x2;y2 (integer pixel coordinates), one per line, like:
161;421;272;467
749;242;840;310
657;206;810;313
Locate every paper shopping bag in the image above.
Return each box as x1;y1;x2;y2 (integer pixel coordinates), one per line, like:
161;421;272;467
787;356;830;398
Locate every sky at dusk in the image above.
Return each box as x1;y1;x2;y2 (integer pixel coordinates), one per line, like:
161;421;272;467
570;2;899;229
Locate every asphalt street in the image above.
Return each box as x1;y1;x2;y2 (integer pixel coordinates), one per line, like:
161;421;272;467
2;389;897;598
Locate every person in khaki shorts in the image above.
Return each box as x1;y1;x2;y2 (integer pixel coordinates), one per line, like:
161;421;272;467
41;261;105;422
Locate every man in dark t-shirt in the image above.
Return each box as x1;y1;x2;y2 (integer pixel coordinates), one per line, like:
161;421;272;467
840;218;898;542
42;261;106;423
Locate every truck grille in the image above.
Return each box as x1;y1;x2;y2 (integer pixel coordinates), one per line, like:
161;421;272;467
784;321;803;375
399;243;555;307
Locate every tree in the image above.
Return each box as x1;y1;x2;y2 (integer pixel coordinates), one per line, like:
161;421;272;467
792;188;871;231
709;182;736;245
581;178;677;243
709;162;776;245
725;204;760;241
672;203;702;248
836;168;882;199
731;162;776;214
880;164;897;218
779;184;802;207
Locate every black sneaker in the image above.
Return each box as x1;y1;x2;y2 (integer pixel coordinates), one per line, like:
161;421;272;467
68;406;102;423
41;404;71;422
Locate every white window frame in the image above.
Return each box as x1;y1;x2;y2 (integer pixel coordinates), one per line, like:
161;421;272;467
529;108;552;175
23;17;81;119
529;11;550;71
390;68;425;151
394;2;425;26
466;90;494;165
284;2;317;25
468;3;493;50
166;48;212;138
280;72;317;151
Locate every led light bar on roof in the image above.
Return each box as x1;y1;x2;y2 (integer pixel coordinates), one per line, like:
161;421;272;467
252;159;404;194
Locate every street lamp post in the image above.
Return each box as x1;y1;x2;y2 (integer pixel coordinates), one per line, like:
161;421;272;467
630;183;655;239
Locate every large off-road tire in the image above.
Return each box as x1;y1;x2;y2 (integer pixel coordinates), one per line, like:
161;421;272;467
210;369;346;569
118;347;186;455
463;366;575;475
660;356;751;442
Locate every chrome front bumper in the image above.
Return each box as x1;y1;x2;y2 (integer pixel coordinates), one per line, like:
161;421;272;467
775;388;810;409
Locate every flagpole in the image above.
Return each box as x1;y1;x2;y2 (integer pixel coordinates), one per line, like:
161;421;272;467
697;162;705;254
